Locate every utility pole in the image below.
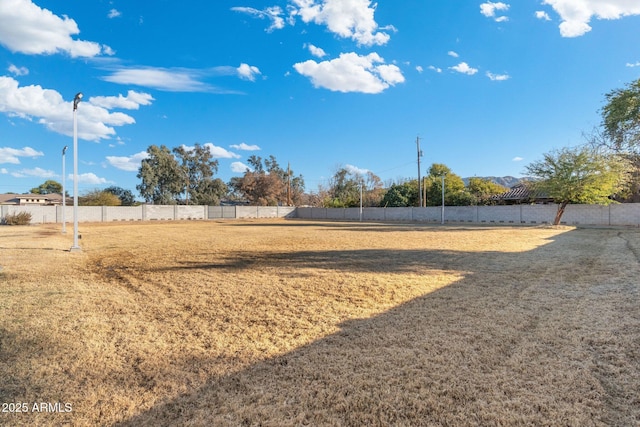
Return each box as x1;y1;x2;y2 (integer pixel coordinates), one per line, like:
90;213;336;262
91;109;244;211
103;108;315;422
416;136;423;208
423;176;427;208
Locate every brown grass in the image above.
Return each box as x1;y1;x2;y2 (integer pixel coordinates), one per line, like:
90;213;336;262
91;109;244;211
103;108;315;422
0;220;639;426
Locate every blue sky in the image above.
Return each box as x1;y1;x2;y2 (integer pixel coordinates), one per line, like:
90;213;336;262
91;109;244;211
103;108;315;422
1;0;640;196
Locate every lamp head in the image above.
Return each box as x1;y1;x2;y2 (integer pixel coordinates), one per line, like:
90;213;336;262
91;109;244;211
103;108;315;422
73;92;83;110
62;145;68;155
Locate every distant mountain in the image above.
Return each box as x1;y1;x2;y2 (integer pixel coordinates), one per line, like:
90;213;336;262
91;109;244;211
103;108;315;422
462;176;533;188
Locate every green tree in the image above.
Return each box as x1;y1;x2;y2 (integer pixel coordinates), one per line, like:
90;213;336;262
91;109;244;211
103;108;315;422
324;167;361;208
602;78;640;153
363;171;385;207
230;155;304;206
466;177;508;205
525;146;631;225
381;180;418;207
79;189;122;206
137;145;183;204
104;186;136;206
262;155;305;205
30;180;62;195
173;144;227;205
424;164;470;206
598;78;640;202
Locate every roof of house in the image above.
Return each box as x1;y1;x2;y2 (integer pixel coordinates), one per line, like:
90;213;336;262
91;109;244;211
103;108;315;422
0;194;17;204
491;183;551;202
0;193;64;204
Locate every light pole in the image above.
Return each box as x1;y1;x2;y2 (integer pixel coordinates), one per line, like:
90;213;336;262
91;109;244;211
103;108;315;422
441;174;446;225
70;92;83;252
416;136;423;208
359;180;363;222
62;145;68;234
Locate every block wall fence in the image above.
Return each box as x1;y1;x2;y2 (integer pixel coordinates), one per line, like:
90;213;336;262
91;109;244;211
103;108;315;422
1;204;639;227
296;204;640;227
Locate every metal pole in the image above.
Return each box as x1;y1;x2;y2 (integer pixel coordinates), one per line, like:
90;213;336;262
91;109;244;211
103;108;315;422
70;92;82;252
441;174;445;225
62;146;67;234
359;181;363;222
417;137;422;208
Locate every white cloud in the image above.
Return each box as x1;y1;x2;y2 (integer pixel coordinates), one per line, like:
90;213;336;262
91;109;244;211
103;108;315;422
535;11;552;21
0;76;144;142
196;143;241;159
380;24;398;33
14;167;56;178
74;172;112;185
416;65;424;73
290;0;391;46
231;6;285;32
8;64;28;76
513;157;524;162
237;63;262;81
102;67;216;92
480;2;510;21
102;45;116;56
230;143;261;151
448;51;459;58
103;64;260;92
0;146;44;164
428;65;442;73
449;62;478;75
627;61;640;67
542;0;640;37
108;9;121;19
0;0;111;57
306;43;327;58
294;52;404;94
0;168;7;174
345;164;369;176
90;91;155;110
231;161;252;173
487;72;510;81
234;1;393;46
106;151;149;172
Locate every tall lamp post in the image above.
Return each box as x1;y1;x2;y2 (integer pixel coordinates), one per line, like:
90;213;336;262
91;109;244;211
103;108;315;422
70;92;83;252
441;173;446;225
62;146;68;234
416;136;423;208
359;180;363;222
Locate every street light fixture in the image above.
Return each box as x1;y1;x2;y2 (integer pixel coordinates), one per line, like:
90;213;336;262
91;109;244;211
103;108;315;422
62;145;68;234
70;92;83;252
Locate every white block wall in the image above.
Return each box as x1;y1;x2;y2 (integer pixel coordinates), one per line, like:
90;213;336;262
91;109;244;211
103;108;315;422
3;203;640;226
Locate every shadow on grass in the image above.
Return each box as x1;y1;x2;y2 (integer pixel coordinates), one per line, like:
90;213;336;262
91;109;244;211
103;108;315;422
111;228;640;426
228;220;509;233
158;248;519;275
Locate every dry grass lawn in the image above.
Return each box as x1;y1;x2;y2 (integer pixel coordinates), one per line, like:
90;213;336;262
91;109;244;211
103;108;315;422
0;219;639;426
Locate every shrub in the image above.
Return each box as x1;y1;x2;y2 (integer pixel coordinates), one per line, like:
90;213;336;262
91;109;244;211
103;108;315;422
1;212;32;226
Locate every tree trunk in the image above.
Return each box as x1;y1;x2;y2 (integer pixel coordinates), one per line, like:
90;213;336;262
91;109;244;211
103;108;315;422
554;201;568;225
